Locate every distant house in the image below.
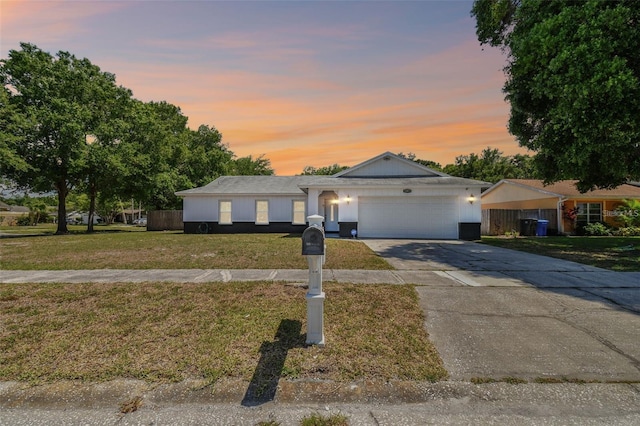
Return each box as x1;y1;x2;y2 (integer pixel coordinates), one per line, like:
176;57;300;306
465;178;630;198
481;179;640;235
176;152;489;240
0;201;29;215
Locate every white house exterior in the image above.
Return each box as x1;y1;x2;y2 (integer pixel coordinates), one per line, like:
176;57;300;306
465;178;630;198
176;152;489;239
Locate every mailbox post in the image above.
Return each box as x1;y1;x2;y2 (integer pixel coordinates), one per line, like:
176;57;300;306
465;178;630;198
301;214;325;346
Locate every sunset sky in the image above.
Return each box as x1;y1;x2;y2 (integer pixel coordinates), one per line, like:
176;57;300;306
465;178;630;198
1;0;527;175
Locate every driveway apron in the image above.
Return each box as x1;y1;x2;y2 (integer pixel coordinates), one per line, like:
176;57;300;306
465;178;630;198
363;239;640;382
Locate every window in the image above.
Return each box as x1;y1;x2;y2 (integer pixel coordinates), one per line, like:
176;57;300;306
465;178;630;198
292;200;306;224
219;201;232;224
256;200;269;225
577;202;602;224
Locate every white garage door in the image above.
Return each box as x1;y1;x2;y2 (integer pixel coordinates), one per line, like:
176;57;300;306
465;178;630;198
358;196;459;239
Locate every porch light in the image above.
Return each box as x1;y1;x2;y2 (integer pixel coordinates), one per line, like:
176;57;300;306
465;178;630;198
468;194;476;204
345;195;351;205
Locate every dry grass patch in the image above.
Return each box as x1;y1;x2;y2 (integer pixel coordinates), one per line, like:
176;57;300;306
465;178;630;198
0;282;446;385
0;232;391;270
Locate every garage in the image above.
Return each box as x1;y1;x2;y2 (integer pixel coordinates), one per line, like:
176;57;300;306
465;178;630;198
358;196;459;239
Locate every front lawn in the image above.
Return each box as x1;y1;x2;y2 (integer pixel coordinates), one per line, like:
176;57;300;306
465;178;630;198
0;282;447;384
481;236;640;272
0;228;391;270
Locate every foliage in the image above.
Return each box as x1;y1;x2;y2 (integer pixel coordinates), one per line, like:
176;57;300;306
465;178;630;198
1;43;277;232
442;147;539;183
614;199;640;227
0;88;31;175
471;0;640;191
231;154;274;176
580;222;612;237
397;152;443;171
300;163;349;175
614;226;640;237
300;413;349;426
15;215;31;226
0;43;131;233
183;124;232;187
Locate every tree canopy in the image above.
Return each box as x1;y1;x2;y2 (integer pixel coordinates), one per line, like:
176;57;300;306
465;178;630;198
442;147;539;183
0;43;131;233
300;163;349;175
1;43;275;232
471;0;640;191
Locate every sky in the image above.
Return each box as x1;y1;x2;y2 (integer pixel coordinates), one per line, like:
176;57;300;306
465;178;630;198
0;0;526;175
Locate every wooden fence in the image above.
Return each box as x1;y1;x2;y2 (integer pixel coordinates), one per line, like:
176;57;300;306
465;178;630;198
481;209;558;236
147;210;183;231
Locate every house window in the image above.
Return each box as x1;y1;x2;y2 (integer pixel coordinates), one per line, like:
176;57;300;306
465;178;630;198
292;201;306;224
256;200;269;225
219;201;232;225
577;202;602;224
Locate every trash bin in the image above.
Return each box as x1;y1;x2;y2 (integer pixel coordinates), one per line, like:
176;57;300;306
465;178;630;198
519;219;537;236
536;219;549;236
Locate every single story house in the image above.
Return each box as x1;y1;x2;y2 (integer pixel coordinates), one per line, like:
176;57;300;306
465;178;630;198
176;152;489;240
481;179;640;234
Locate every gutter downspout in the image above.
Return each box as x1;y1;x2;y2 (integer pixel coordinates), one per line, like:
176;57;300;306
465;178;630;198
557;197;567;234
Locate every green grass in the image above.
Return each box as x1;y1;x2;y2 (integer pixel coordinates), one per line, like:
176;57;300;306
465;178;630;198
481;236;640;272
0;226;391;270
0;282;447;385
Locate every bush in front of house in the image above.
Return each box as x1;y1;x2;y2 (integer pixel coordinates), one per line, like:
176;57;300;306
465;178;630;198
614;226;640;237
580;222;612;236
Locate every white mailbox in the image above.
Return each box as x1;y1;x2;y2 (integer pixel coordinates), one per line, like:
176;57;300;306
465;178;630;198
302;214;325;346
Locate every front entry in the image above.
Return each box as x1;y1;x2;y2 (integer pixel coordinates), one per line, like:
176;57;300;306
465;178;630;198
324;200;339;233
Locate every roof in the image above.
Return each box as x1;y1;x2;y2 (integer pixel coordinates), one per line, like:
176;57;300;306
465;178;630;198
333;151;447;178
176;152;492;197
303;175;489;189
176;176;317;196
483;179;640;199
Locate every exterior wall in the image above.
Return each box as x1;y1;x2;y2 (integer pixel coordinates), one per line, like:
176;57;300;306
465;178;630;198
562;198;629;229
183;194;308;233
183;197;218;222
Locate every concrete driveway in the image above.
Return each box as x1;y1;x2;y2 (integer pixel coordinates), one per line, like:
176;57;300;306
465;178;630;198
363;239;640;382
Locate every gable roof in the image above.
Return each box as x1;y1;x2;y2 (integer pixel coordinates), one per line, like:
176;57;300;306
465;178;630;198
334;151;447;178
483;179;640;199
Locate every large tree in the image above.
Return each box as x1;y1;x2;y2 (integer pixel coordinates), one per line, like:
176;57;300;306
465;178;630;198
472;0;640;191
0;43;131;233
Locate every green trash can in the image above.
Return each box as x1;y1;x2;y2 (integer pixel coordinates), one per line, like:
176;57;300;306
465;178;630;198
519;219;537;236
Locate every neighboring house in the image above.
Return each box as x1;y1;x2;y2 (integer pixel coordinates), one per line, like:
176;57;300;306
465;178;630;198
0;201;29;215
176;152;489;240
481;179;640;234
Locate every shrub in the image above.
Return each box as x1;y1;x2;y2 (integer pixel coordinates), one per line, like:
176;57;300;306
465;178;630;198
15;215;32;226
581;222;612;236
614;226;640;237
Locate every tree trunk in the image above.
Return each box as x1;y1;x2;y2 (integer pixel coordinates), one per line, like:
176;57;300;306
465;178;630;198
87;183;97;233
56;181;69;234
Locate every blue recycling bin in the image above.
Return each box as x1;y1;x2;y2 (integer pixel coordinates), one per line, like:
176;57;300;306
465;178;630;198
536;219;549;236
